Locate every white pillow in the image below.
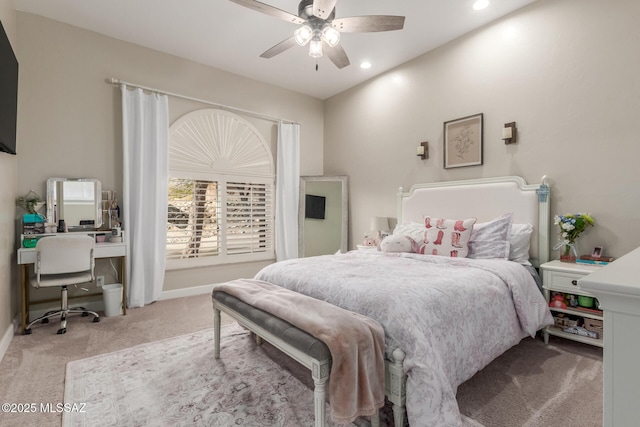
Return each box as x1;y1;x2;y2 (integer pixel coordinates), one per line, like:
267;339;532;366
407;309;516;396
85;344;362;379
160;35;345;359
379;234;417;253
510;223;534;265
392;221;425;242
468;213;513;259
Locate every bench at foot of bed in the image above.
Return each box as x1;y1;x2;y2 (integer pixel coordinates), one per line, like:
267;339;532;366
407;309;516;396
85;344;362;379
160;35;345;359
212;290;385;427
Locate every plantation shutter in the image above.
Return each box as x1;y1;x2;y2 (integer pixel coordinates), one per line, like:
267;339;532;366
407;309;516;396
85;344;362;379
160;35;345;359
226;182;273;255
166;109;275;268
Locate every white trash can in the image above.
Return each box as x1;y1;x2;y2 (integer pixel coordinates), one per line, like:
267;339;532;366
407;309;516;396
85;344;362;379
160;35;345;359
102;283;123;317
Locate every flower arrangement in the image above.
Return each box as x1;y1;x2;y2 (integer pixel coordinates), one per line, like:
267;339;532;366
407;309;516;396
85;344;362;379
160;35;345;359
554;213;595;243
16;190;42;214
553;213;595;261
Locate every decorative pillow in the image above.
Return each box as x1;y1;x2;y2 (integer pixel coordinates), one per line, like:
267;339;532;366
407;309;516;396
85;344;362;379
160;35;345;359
510;223;534;265
418;216;476;258
392;221;425;243
468;213;513;259
379;234;417;253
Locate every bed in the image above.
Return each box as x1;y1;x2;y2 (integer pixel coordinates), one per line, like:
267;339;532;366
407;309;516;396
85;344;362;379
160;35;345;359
254;176;554;426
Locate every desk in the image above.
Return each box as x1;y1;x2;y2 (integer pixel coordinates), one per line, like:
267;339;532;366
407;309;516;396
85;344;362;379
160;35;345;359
18;235;127;334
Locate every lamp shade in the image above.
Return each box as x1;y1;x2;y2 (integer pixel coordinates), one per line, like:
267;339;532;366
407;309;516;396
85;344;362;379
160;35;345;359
370;216;390;233
321;25;340;47
294;25;313;46
308;38;323;58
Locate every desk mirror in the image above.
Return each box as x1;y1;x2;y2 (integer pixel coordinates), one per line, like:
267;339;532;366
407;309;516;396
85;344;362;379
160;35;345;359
46;178;102;230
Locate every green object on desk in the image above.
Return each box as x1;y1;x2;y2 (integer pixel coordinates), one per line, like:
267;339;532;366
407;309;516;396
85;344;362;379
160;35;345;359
22;237;38;248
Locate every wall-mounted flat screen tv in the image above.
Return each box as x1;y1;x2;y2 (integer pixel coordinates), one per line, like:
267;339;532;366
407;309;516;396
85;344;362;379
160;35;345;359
0;20;18;156
305;194;326;220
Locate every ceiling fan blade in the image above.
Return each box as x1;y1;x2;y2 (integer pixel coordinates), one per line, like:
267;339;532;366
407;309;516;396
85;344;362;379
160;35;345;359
332;16;405;33
260;36;298;59
312;0;338;20
229;0;306;24
325;44;350;69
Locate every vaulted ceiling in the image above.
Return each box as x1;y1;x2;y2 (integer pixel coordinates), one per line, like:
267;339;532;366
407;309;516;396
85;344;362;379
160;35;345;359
13;0;537;99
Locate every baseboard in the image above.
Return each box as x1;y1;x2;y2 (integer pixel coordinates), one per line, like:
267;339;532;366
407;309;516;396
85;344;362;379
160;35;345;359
0;316;18;364
159;283;222;301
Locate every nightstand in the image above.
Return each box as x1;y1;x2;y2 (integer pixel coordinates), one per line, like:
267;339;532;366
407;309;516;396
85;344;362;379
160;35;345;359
540;260;603;347
356;245;378;251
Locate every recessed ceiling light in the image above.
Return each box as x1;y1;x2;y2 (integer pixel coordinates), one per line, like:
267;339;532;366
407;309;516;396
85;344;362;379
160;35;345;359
473;0;490;11
360;62;372;69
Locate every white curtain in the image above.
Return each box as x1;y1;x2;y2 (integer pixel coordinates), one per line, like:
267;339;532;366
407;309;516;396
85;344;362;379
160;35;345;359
121;86;169;307
276;121;300;261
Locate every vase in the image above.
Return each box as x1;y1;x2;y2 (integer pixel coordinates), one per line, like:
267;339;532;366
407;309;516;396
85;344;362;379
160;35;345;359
559;242;577;263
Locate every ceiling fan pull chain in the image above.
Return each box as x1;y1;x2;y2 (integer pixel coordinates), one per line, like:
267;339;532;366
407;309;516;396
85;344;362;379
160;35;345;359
316;59;319;71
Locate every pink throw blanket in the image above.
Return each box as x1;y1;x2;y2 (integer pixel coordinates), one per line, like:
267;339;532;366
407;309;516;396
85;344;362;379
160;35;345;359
213;279;386;424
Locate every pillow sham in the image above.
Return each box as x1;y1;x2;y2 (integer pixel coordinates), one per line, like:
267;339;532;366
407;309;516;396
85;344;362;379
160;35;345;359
468;213;513;259
510;223;534;265
418;216;476;258
379;234;417;253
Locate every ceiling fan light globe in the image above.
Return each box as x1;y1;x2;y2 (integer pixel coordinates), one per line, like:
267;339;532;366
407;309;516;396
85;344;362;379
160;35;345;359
321;26;340;47
294;25;313;46
309;39;323;58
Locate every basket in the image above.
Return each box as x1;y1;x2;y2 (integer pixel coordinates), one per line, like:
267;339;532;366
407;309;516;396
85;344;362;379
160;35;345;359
583;318;604;339
553;315;568;328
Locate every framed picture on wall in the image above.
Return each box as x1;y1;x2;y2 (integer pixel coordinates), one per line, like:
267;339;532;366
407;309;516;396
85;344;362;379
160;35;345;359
443;113;483;169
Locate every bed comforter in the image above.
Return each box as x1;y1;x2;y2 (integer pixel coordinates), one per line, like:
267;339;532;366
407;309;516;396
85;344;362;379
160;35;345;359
255;251;553;427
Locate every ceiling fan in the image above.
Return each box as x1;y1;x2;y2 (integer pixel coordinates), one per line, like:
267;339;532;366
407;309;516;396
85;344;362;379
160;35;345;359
229;0;405;69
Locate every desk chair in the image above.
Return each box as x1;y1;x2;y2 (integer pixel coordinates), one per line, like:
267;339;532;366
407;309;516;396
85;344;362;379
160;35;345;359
25;235;101;335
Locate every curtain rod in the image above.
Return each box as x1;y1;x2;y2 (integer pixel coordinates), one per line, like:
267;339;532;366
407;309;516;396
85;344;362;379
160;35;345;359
105;77;299;125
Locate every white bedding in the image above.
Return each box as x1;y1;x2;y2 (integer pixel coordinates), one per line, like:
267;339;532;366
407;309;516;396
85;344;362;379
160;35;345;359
255;251;553;426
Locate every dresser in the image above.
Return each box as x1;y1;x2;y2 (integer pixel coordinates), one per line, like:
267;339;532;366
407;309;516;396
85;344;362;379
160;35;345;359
579;247;640;427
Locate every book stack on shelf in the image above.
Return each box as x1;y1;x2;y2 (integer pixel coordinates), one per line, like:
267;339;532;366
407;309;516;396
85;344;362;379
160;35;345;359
576;255;614;266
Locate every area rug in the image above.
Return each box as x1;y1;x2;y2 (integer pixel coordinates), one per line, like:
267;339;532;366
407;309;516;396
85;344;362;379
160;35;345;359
63;323;353;427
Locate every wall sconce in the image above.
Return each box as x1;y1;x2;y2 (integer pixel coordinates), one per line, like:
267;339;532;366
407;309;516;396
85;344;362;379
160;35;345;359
416;141;429;159
502;122;517;145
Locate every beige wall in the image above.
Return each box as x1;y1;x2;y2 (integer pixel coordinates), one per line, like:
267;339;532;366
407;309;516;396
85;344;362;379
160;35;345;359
324;0;640;260
0;1;18;338
7;0;640;325
14;13;324;305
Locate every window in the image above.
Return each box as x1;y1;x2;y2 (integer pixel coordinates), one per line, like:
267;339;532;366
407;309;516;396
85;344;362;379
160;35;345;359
166;109;275;269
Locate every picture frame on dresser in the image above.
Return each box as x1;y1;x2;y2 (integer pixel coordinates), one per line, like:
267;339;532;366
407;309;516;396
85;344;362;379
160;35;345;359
443;113;483;169
592;246;603;258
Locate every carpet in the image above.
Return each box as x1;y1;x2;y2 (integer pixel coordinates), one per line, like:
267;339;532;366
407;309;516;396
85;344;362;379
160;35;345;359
456;336;603;427
63;323;603;427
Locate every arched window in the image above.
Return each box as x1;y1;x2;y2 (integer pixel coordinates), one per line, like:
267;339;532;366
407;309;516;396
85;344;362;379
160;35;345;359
166;109;275;268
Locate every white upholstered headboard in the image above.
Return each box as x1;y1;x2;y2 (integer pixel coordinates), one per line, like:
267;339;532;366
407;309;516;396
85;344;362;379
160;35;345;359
397;176;550;267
